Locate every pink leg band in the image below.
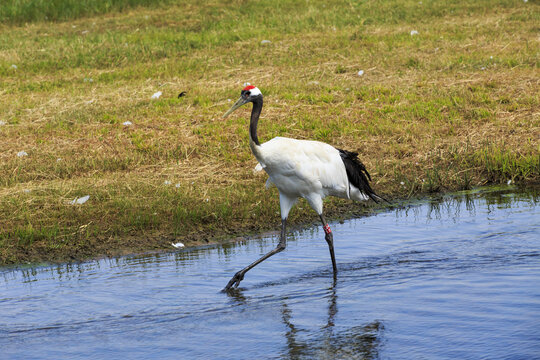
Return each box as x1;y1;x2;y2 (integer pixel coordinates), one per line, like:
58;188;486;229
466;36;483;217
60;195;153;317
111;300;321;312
323;224;332;234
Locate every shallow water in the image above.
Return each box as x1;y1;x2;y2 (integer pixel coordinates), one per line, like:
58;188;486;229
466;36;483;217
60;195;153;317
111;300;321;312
1;187;539;359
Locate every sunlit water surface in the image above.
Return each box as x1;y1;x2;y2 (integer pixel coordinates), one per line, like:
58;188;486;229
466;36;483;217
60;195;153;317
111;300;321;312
2;187;539;359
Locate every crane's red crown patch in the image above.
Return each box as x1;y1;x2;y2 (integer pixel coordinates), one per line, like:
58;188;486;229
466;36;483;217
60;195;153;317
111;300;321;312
243;85;256;91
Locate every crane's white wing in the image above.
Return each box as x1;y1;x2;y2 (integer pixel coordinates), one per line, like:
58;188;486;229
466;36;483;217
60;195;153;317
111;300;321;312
255;137;350;198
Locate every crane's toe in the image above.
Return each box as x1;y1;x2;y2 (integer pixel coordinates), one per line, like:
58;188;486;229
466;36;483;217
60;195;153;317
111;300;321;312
223;271;245;291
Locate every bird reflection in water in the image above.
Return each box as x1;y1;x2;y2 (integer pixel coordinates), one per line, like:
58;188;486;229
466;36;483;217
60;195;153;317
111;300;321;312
226;281;384;359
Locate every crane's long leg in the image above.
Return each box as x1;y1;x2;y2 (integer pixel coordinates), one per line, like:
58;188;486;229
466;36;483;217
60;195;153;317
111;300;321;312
223;219;288;291
320;214;338;276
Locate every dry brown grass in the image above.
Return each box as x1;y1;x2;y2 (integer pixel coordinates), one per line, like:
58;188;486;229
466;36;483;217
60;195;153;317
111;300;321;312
0;0;538;265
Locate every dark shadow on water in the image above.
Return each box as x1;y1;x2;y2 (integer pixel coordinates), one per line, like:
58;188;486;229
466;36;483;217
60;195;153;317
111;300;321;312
227;279;385;360
279;283;384;360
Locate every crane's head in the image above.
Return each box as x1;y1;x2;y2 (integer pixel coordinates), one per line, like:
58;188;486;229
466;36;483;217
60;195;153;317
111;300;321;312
223;85;262;118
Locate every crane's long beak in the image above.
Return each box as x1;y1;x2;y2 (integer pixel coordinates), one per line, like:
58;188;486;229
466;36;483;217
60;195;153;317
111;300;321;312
223;97;248;118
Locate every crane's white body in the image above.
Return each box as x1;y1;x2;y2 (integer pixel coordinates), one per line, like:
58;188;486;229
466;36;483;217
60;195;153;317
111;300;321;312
251;136;369;219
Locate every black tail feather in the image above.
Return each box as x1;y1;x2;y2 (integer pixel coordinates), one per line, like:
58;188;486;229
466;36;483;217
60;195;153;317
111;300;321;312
338;149;388;204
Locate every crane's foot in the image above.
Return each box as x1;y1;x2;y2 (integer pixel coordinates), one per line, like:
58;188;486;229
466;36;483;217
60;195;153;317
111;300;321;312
223;271;245;291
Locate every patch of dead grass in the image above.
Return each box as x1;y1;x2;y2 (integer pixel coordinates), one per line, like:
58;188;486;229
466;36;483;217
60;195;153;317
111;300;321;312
0;0;538;264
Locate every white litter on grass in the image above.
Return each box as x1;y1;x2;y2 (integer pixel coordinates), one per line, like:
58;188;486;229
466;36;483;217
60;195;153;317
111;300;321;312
261;40;271;44
17;151;28;157
71;195;90;205
151;91;162;99
254;163;263;173
23;189;31;194
81;30;89;35
507;179;512;185
410;30;419;36
227;99;232;102
164;180;171;185
175;183;181;188
11;64;17;69
122;121;133;126
172;242;185;249
357;70;364;76
0;120;6;126
57;158;62;162
84;78;93;82
400;181;405;186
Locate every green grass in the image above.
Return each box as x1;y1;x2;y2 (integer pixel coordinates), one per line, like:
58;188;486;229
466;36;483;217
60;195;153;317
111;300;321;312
0;0;172;24
0;0;538;265
472;144;540;182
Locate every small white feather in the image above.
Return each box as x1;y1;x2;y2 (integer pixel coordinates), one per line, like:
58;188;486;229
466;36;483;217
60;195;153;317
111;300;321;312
71;195;90;205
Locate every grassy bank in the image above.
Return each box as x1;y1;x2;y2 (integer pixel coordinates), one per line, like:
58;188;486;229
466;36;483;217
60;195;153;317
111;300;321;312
0;0;538;265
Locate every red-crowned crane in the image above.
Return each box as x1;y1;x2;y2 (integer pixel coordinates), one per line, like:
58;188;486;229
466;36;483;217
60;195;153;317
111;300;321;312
222;85;386;291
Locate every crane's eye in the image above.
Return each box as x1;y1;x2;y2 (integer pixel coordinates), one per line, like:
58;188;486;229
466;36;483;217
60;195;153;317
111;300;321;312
245;91;251;97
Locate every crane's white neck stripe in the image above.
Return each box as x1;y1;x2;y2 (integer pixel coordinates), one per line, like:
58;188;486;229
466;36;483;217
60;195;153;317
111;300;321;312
249;87;262;96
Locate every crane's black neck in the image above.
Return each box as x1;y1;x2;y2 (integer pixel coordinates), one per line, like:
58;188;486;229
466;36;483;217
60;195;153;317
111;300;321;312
249;96;263;146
